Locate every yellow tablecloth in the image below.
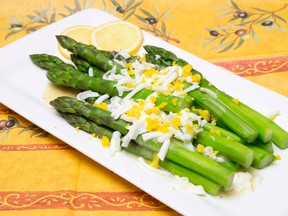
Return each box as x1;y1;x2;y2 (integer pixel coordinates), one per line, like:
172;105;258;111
0;0;287;215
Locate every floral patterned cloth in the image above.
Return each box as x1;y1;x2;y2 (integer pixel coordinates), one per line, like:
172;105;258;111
0;0;287;215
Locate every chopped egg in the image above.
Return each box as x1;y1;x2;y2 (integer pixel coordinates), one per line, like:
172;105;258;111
109;131;122;156
226;171;262;192
77;90;99;101
200;87;217;98
98;57;209;161
101;136;110;148
232;98;240;105
150;154;160;169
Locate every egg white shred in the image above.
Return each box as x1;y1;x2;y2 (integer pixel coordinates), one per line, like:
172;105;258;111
199;87;217;98
88;67;94;77
109;131;122;156
203;146;225;163
225;170;262;192
95;94;110;104
76;90;99;102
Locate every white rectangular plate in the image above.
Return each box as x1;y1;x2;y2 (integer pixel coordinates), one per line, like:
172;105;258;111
1;9;288;216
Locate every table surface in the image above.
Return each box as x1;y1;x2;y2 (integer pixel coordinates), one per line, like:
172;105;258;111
0;0;287;215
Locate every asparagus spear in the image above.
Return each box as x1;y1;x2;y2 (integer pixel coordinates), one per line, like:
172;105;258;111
200;78;288;149
202;122;244;143
196;131;275;169
47;69;193;113
195;131;254;167
252;139;274;153
30;54;194;113
56;35;122;73
189;89;258;143
50;96;234;187
200;78;274;143
144;45;188;67
62;113;222;195
245;144;275;169
70;54;104;78
30;54;76;71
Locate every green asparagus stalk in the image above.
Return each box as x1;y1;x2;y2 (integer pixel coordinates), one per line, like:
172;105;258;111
200;78;274;143
30;53;194;113
202;122;244;143
62;112;222;195
200;78;288;149
196;131;275;169
245;144;275;169
46;69;193;113
56;35;122;73
195;131;254;167
252;139;274;153
159;159;222;195
30;54;76;71
50;96;234;187
70;54;104;78
144;45;188;67
189;89;258;143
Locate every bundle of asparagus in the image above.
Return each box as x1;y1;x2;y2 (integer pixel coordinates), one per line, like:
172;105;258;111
30;35;288;195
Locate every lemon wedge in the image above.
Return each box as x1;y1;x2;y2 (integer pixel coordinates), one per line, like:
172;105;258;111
90;20;143;54
58;25;94;59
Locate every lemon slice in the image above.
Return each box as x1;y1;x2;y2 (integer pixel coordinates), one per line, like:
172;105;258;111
58;25;94;59
90;20;143;54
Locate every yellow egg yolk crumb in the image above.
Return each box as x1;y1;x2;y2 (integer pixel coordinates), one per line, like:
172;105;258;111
172;117;181;129
232;98;240;105
145;107;160;115
126;104;142;119
182;64;193;78
192;74;201;83
145;117;169;133
158;102;168;109
172;98;178;105
169;80;184;92
210;129;221;136
196;144;205;153
101;136;110;148
144;68;160;77
93;102;108;110
198;109;210;121
149;96;156;103
149;154;160;169
185;124;194;134
274;154;281;161
126;62;133;70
